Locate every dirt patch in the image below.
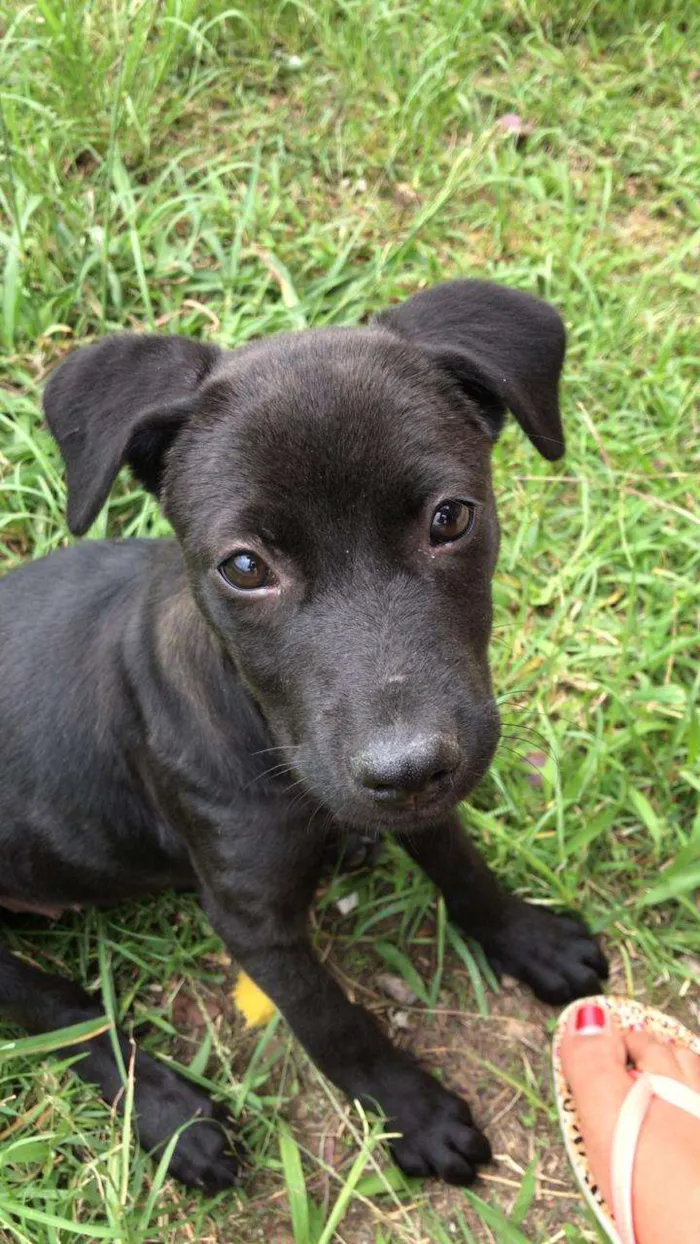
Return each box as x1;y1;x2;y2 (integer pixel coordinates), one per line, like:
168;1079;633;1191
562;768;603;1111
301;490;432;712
616;205;682;252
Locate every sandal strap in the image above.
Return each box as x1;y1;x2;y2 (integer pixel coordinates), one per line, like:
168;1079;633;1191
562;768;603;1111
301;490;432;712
611;1072;700;1244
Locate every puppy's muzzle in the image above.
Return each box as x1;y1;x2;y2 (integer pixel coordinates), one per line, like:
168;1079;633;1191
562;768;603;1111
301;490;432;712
349;731;460;808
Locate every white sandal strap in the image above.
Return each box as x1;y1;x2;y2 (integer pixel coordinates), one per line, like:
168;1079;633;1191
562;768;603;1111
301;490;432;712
611;1072;700;1244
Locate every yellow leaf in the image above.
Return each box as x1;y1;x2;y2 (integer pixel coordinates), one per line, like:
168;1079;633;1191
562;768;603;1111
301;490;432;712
232;972;276;1027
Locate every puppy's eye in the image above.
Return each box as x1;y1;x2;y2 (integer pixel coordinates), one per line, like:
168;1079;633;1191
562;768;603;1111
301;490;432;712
430;499;475;545
219;551;271;591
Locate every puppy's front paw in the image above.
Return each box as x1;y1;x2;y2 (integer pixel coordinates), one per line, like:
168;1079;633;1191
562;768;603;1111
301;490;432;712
134;1056;242;1191
376;1068;491;1186
483;900;608;1005
165;1107;242;1193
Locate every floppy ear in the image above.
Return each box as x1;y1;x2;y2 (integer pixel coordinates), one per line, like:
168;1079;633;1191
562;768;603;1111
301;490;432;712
44;334;222;536
375;280;566;460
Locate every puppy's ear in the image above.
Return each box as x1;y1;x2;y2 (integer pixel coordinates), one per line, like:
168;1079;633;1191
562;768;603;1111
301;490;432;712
375;280;566;460
44;334;222;536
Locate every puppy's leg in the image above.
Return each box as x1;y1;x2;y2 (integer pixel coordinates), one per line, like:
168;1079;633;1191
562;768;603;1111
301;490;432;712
0;945;240;1190
400;818;608;1004
196;828;490;1186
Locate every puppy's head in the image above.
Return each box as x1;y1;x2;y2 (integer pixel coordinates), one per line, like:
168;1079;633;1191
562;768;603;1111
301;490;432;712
44;281;565;831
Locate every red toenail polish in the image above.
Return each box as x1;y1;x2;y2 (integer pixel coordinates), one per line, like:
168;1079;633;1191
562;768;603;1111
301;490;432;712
575;1004;607;1033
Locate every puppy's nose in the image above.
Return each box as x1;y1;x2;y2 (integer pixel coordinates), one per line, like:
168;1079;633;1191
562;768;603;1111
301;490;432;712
350;733;459;805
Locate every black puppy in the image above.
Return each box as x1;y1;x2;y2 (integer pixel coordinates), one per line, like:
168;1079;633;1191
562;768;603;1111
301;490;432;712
0;281;607;1190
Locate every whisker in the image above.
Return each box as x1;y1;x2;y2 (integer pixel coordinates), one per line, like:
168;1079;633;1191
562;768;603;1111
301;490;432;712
496;742;538;766
286;778;320;819
499;722;557;754
500;736;558;771
304;804;327;836
496;741;560;778
248;744;301;758
499;728;546;738
242;762;298;790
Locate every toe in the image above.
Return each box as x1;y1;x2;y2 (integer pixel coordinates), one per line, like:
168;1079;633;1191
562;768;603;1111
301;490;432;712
675;1046;700;1090
625;1030;686;1077
449;1123;492;1166
433;1144;477;1185
559;1002;632;1209
577;939;609;978
391;1142;431;1179
523;960;602;1006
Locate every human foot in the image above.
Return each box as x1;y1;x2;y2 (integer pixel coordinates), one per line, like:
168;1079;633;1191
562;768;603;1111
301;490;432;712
556;998;700;1244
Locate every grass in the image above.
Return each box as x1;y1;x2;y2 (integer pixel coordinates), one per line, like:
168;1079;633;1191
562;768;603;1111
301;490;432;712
1;0;698;1239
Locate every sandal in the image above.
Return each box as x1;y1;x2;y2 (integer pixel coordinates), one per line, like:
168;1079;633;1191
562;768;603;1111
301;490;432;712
552;995;700;1244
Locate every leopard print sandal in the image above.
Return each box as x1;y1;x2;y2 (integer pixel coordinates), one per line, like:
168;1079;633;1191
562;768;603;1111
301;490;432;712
552;995;700;1244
